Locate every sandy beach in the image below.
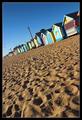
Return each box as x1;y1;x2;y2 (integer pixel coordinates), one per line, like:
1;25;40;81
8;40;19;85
2;34;80;118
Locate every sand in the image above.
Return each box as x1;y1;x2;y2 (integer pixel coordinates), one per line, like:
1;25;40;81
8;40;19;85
2;34;80;118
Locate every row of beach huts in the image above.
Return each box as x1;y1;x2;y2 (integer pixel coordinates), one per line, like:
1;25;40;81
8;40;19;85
6;11;80;57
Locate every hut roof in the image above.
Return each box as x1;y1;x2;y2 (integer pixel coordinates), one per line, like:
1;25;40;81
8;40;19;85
47;28;52;32
28;41;31;43
53;22;62;27
66;11;79;19
18;45;22;48
9;51;13;54
21;44;24;46
30;39;34;42
40;29;46;35
26;39;31;44
35;32;41;36
13;46;18;50
13;44;22;50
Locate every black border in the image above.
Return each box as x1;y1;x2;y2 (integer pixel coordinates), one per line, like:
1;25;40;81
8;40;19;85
1;1;80;119
1;2;2;119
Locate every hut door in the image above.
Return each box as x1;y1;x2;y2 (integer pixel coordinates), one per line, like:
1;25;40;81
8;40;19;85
47;33;53;44
37;37;42;46
25;44;29;51
55;28;62;41
34;39;38;47
42;34;48;45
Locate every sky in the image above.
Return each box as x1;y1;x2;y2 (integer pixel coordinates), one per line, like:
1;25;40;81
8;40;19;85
2;2;80;56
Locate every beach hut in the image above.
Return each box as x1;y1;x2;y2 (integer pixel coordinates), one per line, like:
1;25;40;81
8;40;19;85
13;46;21;55
35;32;43;46
28;41;32;50
25;42;30;51
22;44;27;52
17;45;23;53
63;11;80;37
30;39;36;49
76;11;80;33
8;51;13;57
40;29;48;45
46;28;56;44
13;47;18;55
52;22;66;42
17;45;22;53
22;44;28;52
23;44;30;52
33;37;39;48
19;44;25;53
13;48;17;55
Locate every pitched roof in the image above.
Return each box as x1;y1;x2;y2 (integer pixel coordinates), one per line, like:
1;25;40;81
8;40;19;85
26;39;31;44
28;41;32;44
40;29;46;34
9;51;13;54
35;32;41;36
66;11;79;19
53;22;62;27
18;45;22;48
30;39;34;42
14;44;23;49
13;46;18;50
18;44;23;47
47;28;52;32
